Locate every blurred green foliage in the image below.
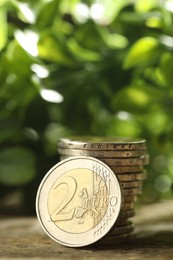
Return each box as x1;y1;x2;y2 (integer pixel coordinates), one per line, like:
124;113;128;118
0;0;173;213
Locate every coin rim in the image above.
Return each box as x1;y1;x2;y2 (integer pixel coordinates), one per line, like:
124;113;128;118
58;137;146;151
59;155;149;166
57;148;147;158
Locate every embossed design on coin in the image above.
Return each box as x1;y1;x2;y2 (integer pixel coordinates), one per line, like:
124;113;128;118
48;168;108;234
36;156;122;247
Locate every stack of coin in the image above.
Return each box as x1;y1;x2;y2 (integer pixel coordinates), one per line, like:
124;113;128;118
57;137;149;245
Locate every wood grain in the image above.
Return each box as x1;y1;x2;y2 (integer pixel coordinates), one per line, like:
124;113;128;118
0;200;173;259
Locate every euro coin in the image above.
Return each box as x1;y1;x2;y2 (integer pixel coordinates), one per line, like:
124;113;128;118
94;233;131;246
121;202;135;211
121;181;143;189
109;165;144;173
115;219;132;226
122;187;142;196
58;148;147;158
117;172;147;181
36;156;122;247
118;209;135;219
56;137;149;246
60;155;149;166
95;156;149;166
58;137;146;151
108;222;134;236
123;195;137;203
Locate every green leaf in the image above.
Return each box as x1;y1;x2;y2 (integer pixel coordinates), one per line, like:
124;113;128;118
123;37;159;69
37;0;60;28
0;0;10;7
106;117;141;137
0;52;7;86
7;40;35;75
67;38;102;61
0;147;36;186
93;0;130;24
73;20;104;50
38;32;74;65
0;8;7;51
146;16;161;29
160;52;173;86
100;31;129;49
111;85;157;113
135;0;158;12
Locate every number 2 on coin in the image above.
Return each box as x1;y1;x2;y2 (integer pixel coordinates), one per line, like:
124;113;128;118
50;176;77;222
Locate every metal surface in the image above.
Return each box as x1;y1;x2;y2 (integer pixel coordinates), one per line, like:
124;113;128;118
95;233;131;245
121;202;135;211
108;222;134;236
58;148;147;158
60;155;149;166
108;165;144;173
58;137;146;151
121;181;143;189
91;156;149;166
122;195;137;203
36;156;122;247
122;187;142;196
117;172;147;181
118;210;135;219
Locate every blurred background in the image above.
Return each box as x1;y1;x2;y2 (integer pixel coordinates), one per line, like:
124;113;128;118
0;0;173;215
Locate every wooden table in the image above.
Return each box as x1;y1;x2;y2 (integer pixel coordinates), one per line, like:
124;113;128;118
0;200;173;259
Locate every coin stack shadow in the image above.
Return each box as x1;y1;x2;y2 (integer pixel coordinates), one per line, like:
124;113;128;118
57;137;149;245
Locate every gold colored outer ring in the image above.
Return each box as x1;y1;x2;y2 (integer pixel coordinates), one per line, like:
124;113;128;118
36;156;122;247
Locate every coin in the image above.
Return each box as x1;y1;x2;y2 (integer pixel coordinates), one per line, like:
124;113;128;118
122;187;142;196
115;219;132;226
108;222;134;236
121;202;135;211
109;165;144;173
118;209;135;219
94;233;131;246
60;155;149;166
36;156;122;247
121;181;143;189
96;156;149;166
58;137;146;151
117;172;147;181
56;137;148;246
123;195;137;203
58;148;147;158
